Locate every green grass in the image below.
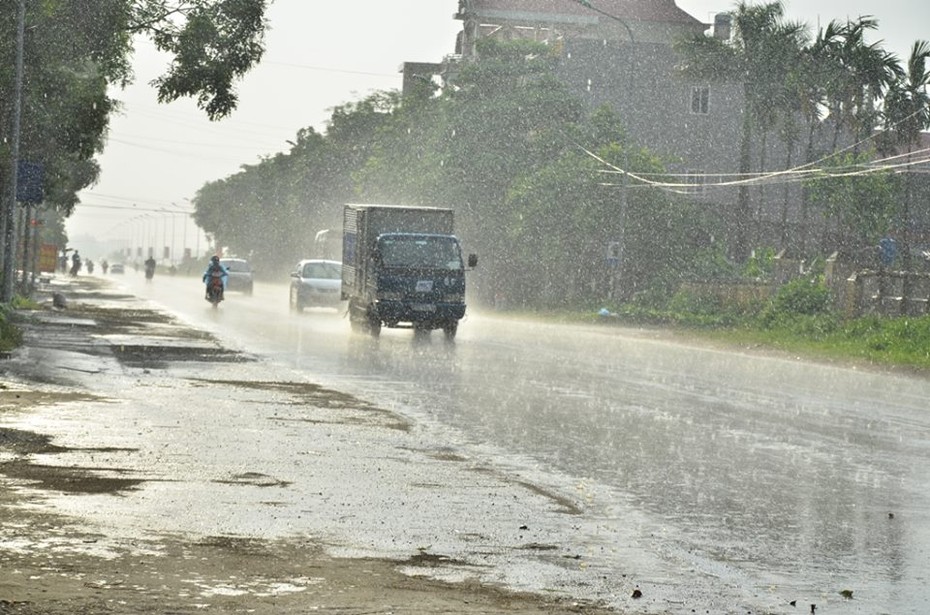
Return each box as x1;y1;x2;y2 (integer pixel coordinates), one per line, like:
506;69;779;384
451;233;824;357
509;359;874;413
541;278;930;372
694;322;930;370
609;310;930;372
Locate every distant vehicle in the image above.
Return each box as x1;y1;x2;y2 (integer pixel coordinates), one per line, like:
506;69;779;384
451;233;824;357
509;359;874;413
313;229;341;261
109;263;125;274
219;258;253;295
289;259;342;312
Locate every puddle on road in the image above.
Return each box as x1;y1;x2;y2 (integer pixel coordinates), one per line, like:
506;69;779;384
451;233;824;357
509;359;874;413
112;344;249;368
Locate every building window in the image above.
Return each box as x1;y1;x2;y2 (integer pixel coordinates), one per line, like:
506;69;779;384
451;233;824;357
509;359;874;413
686;170;706;196
690;86;710;114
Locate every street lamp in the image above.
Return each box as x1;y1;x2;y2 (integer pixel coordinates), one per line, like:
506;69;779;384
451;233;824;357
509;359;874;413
572;0;635;298
170;200;199;265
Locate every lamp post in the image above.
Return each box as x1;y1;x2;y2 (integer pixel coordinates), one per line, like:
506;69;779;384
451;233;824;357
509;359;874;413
573;0;635;298
2;0;26;302
170;201;192;264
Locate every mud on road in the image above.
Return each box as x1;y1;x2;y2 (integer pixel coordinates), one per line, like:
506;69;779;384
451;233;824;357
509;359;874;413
0;278;616;615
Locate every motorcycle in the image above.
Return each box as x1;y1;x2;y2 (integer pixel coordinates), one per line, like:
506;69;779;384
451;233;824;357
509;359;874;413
205;271;225;307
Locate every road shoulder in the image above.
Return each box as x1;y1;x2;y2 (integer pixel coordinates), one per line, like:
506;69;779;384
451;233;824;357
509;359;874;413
0;277;617;615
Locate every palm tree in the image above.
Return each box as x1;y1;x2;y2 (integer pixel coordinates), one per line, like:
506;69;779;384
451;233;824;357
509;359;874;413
804;17;903;257
881;41;930;307
819;17;903;152
883;41;930;154
676;1;806;261
790;24;841;255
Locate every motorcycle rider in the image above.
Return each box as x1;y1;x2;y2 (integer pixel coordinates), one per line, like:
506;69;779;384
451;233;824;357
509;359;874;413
202;255;229;301
69;251;81;277
144;256;157;281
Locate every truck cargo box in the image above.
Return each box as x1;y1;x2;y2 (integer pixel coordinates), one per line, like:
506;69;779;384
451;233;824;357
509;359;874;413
342;204;455;297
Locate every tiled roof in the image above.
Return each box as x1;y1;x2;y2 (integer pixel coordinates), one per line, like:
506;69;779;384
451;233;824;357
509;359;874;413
463;0;702;25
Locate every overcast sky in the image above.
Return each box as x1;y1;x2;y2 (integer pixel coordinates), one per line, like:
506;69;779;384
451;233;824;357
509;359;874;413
68;0;929;251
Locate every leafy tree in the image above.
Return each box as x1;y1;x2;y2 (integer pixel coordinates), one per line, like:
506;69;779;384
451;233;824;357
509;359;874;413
194;36;725;307
354;91;447;206
0;0;269;291
805;151;898;258
128;0;269;120
433;39;586;300
355;38;588;303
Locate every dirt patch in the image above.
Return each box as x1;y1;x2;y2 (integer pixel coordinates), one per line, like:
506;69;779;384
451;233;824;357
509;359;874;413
0;424;142;496
16;285;239;368
0;390;100;413
0;427;67;456
190;378;412;431
470;467;583;516
0;529;612;615
62;304;178;327
0;460;143;495
212;472;293;488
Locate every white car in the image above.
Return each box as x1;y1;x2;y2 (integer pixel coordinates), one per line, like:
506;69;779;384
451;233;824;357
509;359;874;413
289;259;342;312
220;258;254;295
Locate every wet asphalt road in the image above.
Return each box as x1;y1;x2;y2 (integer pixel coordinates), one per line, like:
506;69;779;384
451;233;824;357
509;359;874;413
111;272;930;613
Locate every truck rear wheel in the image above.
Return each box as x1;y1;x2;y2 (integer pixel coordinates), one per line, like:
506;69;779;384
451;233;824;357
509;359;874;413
368;316;381;337
348;300;366;333
442;321;458;341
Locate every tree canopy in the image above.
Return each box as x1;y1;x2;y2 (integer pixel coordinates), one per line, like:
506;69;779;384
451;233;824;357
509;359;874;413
677;1;928;262
191;39;717;307
0;0;268;285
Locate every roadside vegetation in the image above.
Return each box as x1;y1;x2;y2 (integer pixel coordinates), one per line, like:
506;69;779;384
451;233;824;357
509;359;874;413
0;295;45;351
0;303;24;352
594;258;930;372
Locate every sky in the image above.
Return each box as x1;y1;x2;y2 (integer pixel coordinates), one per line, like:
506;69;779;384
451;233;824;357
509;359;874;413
67;0;929;257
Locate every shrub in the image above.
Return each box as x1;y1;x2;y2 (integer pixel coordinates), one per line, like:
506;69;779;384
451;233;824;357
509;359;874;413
0;305;23;351
772;277;830;315
743;247;776;280
757;277;831;329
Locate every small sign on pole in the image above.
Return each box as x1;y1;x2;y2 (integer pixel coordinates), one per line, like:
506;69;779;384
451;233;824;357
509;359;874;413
16;160;43;204
606;241;620;268
39;244;57;273
879;237;897;267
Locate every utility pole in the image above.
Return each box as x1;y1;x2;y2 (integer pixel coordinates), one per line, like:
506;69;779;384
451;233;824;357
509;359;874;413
573;0;636;297
2;0;26;302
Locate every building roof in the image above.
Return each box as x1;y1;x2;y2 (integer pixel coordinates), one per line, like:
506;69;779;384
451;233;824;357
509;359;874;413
462;0;703;26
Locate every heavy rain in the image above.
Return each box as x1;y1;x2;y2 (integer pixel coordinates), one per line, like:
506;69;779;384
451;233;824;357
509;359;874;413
2;1;930;614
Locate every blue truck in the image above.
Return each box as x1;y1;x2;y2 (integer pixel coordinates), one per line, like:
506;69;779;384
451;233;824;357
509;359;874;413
341;204;477;339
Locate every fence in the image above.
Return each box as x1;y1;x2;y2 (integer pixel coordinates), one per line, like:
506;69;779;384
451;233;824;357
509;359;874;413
841;270;930;318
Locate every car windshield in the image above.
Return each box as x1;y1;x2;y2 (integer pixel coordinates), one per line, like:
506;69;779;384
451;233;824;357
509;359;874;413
378;236;463;270
302;262;341;279
222;260;250;272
